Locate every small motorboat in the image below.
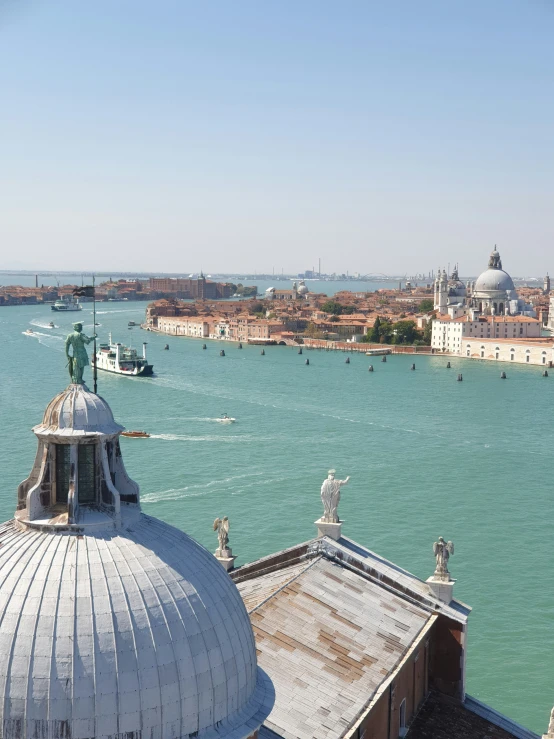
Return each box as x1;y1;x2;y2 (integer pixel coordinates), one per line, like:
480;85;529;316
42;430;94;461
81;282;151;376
24;328;34;335
121;430;150;438
48;321;55;328
217;414;236;424
128;321;136;326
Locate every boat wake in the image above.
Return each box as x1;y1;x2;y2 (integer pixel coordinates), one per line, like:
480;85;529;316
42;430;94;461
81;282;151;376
141;472;265;503
93;309;143;315
149;433;262;443
30;319;57;329
22;331;65;351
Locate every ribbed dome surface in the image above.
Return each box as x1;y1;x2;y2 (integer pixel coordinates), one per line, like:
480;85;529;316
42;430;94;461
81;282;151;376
473;268;515;295
34;384;124;437
0;515;265;739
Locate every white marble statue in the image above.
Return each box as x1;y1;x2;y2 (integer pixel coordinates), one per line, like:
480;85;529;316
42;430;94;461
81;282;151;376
320;470;350;523
433;536;454;580
213;516;230;554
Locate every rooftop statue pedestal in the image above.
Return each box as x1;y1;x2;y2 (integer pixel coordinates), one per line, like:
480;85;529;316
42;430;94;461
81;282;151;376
215;547;236;572
315;517;342;541
426;576;455;604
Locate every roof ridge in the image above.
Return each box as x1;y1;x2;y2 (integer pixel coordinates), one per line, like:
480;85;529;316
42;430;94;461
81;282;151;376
248;556;322;615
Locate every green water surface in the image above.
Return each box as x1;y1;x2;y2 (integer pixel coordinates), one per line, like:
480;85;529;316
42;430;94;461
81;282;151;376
0;302;552;733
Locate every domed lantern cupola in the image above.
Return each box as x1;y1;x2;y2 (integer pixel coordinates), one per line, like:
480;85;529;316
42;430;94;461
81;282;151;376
16;383;139;531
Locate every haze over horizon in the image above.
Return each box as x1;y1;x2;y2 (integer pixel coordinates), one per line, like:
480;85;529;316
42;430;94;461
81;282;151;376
1;1;552;275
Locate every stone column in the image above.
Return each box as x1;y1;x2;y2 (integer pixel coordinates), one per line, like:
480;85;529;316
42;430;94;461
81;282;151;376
315;518;342;541
426;575;455;604
215;547;236;572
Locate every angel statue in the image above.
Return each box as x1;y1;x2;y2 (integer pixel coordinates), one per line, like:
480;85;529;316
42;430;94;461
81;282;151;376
320;470;350;523
433;536;454;581
213;516;230;555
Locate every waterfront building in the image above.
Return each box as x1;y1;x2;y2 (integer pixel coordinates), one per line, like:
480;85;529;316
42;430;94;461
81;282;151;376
432;315;542;354
265;281;311;301
431;248;546;363
149;276;232;299
462;337;553;364
547;294;554;333
433;248;536;318
3;377;548;738
156;316;212;338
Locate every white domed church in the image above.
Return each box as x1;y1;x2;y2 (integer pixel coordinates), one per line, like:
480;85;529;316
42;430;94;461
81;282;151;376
3;382;271;739
434;246;535;318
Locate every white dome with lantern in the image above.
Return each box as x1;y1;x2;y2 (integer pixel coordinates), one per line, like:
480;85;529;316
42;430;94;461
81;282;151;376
297;280;309;296
435;247;535;318
2;381;271;739
473;247;516;299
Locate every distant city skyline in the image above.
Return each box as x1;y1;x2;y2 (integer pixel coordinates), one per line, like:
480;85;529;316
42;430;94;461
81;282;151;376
1;1;552;274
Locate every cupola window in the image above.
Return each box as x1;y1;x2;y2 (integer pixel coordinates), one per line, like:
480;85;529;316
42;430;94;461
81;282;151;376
55;444;71;504
78;444;97;504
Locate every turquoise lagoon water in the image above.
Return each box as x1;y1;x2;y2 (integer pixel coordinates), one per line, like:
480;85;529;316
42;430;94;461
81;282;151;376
0;301;552;733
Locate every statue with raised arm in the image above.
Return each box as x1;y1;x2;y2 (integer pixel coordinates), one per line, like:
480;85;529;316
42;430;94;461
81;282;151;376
65;322;96;385
433;536;454;581
213;516;230;555
320;470;350;523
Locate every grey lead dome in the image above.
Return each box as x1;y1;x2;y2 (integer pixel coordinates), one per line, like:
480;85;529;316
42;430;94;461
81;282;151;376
35;383;124;437
4;384;269;739
473;268;516;295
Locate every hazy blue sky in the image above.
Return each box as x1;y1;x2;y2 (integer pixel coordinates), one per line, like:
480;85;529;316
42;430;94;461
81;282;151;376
1;0;552;275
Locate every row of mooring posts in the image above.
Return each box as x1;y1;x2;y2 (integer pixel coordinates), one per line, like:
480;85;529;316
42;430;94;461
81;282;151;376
196;346;552;378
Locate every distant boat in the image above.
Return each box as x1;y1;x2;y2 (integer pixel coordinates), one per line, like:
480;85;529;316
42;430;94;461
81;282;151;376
51;296;82;312
24;328;34;335
48;321;55;328
121;430;150;438
216;414;236;424
365;349;391;356
128;321;136;326
93;333;153;377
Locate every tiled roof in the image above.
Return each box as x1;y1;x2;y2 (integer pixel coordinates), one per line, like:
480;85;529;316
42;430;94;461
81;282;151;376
235;536;471;739
241;556;432;738
406;692;540;739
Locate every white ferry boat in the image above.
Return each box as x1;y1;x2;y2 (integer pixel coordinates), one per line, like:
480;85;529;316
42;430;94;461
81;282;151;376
93;334;153;377
51;296;82;312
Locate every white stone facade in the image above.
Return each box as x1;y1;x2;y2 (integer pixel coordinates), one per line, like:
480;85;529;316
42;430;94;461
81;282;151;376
432;315;542;355
157;317;211;338
463;338;553;365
